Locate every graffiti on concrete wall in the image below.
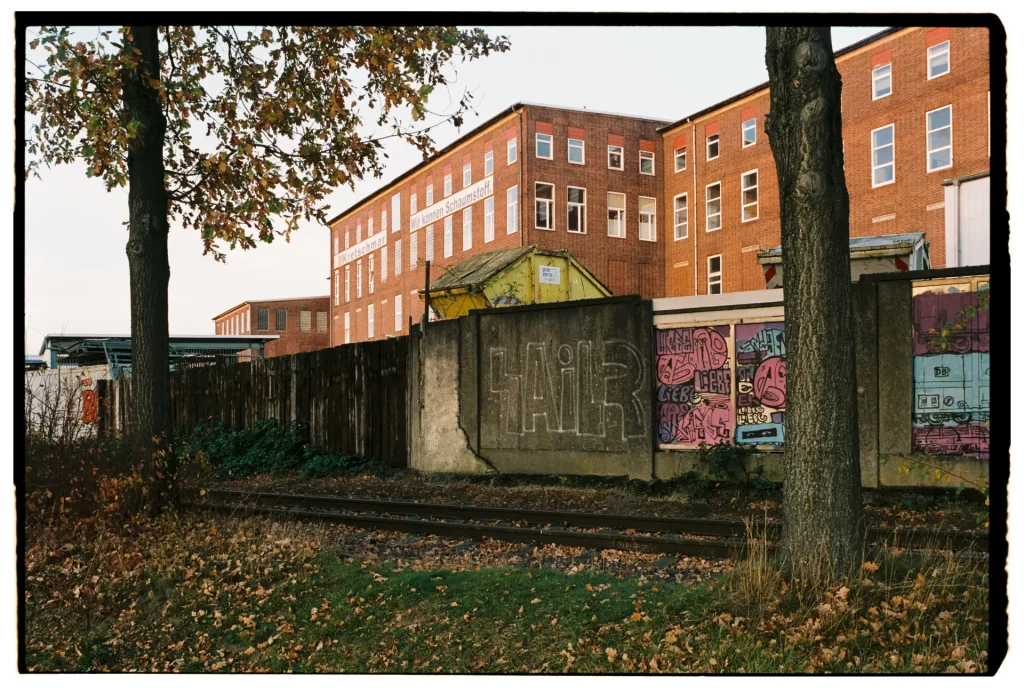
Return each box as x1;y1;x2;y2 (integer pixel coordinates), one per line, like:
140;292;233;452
734;322;787;446
911;283;990;459
655;326;734;446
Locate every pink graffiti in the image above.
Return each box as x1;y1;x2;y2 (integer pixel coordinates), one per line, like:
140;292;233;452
656;327;728;386
674;395;733;445
753;357;787;408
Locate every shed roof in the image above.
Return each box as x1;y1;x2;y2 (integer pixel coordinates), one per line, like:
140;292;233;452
428;245;541;292
758;232;926;260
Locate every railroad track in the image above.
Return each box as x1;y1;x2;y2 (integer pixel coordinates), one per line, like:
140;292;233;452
188;488;989;560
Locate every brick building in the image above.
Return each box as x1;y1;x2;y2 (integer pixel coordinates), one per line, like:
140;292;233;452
327;102;668;345
212;296;330;358
660;26;990;296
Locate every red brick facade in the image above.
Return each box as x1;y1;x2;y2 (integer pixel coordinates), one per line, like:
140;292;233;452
661;26;991;296
213;296;330;358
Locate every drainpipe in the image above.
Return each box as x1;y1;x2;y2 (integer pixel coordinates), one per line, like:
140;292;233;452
691;120;698;296
947;179;961;268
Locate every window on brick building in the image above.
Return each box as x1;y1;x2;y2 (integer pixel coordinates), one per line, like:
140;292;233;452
674;147;686;172
484;150;494;176
707;255;723;294
333;235;339;255
368;217;373;236
275;309;287;331
608;145;623;170
356;222;362;243
426;224;435;262
673;193;688;240
410;191;417;216
707;133;719;161
926;105;952;172
300;310;311;333
535;183;554;230
356;260;363;298
872;63;892;100
463;208;473;250
344;312;350;344
742;118;756;148
344;266;351;303
463;162;472;188
607;192;625;238
392;193;401;231
345;229;350;249
484;197;495;242
334;271;339;306
395;239;403;276
638;196;656;242
410;231;418;269
536;132;553;159
381;246;388;283
705;182;722;231
928;40;950;79
394;294;403;333
871;124;895;187
507;137;517;165
444;216;453;258
317;311;327;333
368;256;375;294
507;186;519;234
381;208;387;233
426;183;434;206
568;138;585;165
368;304;375;338
444;173;452;197
741;169;759;222
639;150;655;175
567;187;586;234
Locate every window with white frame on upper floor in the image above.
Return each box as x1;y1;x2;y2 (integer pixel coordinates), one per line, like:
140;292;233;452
344;312;350;344
410;231;418;270
507;186;519;234
381;208;387;233
484;150;494;176
673;193;688;240
368;217;374;236
410;191;418;216
742;119;756;148
356;260;363;298
928;40;950;79
368;304;375;338
395;239;403;276
674;147;686;172
381;246;388;282
444;173;452;197
391;192;401;231
608;144;623;170
568;138;584;165
356;223;362;243
463;162;472;188
334;271;340;306
705;182;722;231
507;137;517;164
741;170;759;222
872;63;892;100
607;192;625;238
639;150;655;175
344;266;351;303
536;132;553;159
426;224;435;262
444;216;453;258
333;235;339;255
871;124;895;187
706;133;719;160
535;182;554;230
394;294;403;333
484;197;495;243
567;187;586;234
638;196;656;241
368;256;375;294
463;207;473;250
426;183;434;206
927;105;952;172
707;255;723;294
344;229;350;249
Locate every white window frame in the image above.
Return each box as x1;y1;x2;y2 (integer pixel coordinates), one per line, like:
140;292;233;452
484;150;493;177
333;235;339;255
426;184;434;206
871;123;896;188
638;196;656;242
707;255;723;294
928;40;950;80
639;150;655;176
381;208;387;234
394;294;403;333
368;218;373;237
536;132;553;160
926;104;953;173
344;266;351;303
334;271;340;306
381;246;388;283
356;222;362;243
368;256;375;294
705;181;722;232
344;312;350;344
567;186;586;234
368;303;375;338
741;169;759;222
443;173;452;198
391;192;401;231
507;137;517;165
608;144;623;170
535;182;554;230
607;192;626;238
568;138;585;165
674;147;686;172
410;191;418;216
394;240;402;276
484;196;495;243
410;231;418;270
707;133;720;161
462;207;473;251
345;229;350;249
742;118;756;148
426;224;435;262
673;193;688;240
356;260;363;298
463;162;472;188
507;185;519;234
443;215;453;258
872;63;892;100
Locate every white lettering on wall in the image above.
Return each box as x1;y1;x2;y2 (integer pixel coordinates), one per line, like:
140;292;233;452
335;231;387;269
410;176;494;232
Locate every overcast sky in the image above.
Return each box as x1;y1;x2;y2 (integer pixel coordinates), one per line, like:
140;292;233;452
23;25;883;354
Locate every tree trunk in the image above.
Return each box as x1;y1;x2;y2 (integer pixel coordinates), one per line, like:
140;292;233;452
121;26;176;510
764;27;863;578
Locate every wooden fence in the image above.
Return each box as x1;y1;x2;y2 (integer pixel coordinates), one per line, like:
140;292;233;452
99;338;409;466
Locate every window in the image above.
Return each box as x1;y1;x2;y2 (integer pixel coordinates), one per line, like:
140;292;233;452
607;192;625;238
426;184;434;206
410;231;418;270
391;192;401;231
443;173;452;198
741;169;759;222
334;271;339;306
368;217;373;236
300;310;311;333
275;309;287;331
568;138;585;164
368;256;375;294
608;145;623;170
871;124;895;187
673;193;688;240
926;105;952;172
507;186;519;234
317;311;327;333
639;150;655;175
536;132;553;159
333;235;339;255
344;312;350;344
567;187;586;234
394;240;402;276
443;216;453;258
356;260;363;298
674;147;686;172
410;191;418;216
344;266;351;303
368;304;375;338
484;150;493;176
928;40;950;79
426;224;435;262
462;207;473;250
257;308;269;331
394;294;403;333
507;137;517;164
706;133;719;160
484;197;495;242
872;63;892;99
381;208;387;233
356;222;362;243
463;163;472;188
705;182;722;231
707;255;722;294
381;246;387;282
638;196;656;242
345;230;350;249
535;183;554;230
742;118;756;148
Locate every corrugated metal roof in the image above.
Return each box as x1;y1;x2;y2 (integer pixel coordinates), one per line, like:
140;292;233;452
759;232;925;257
429;245;542;291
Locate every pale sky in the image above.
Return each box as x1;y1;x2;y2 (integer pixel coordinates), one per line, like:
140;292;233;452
23;25;883;354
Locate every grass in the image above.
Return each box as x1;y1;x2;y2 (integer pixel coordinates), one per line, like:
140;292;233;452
23;510;989;673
